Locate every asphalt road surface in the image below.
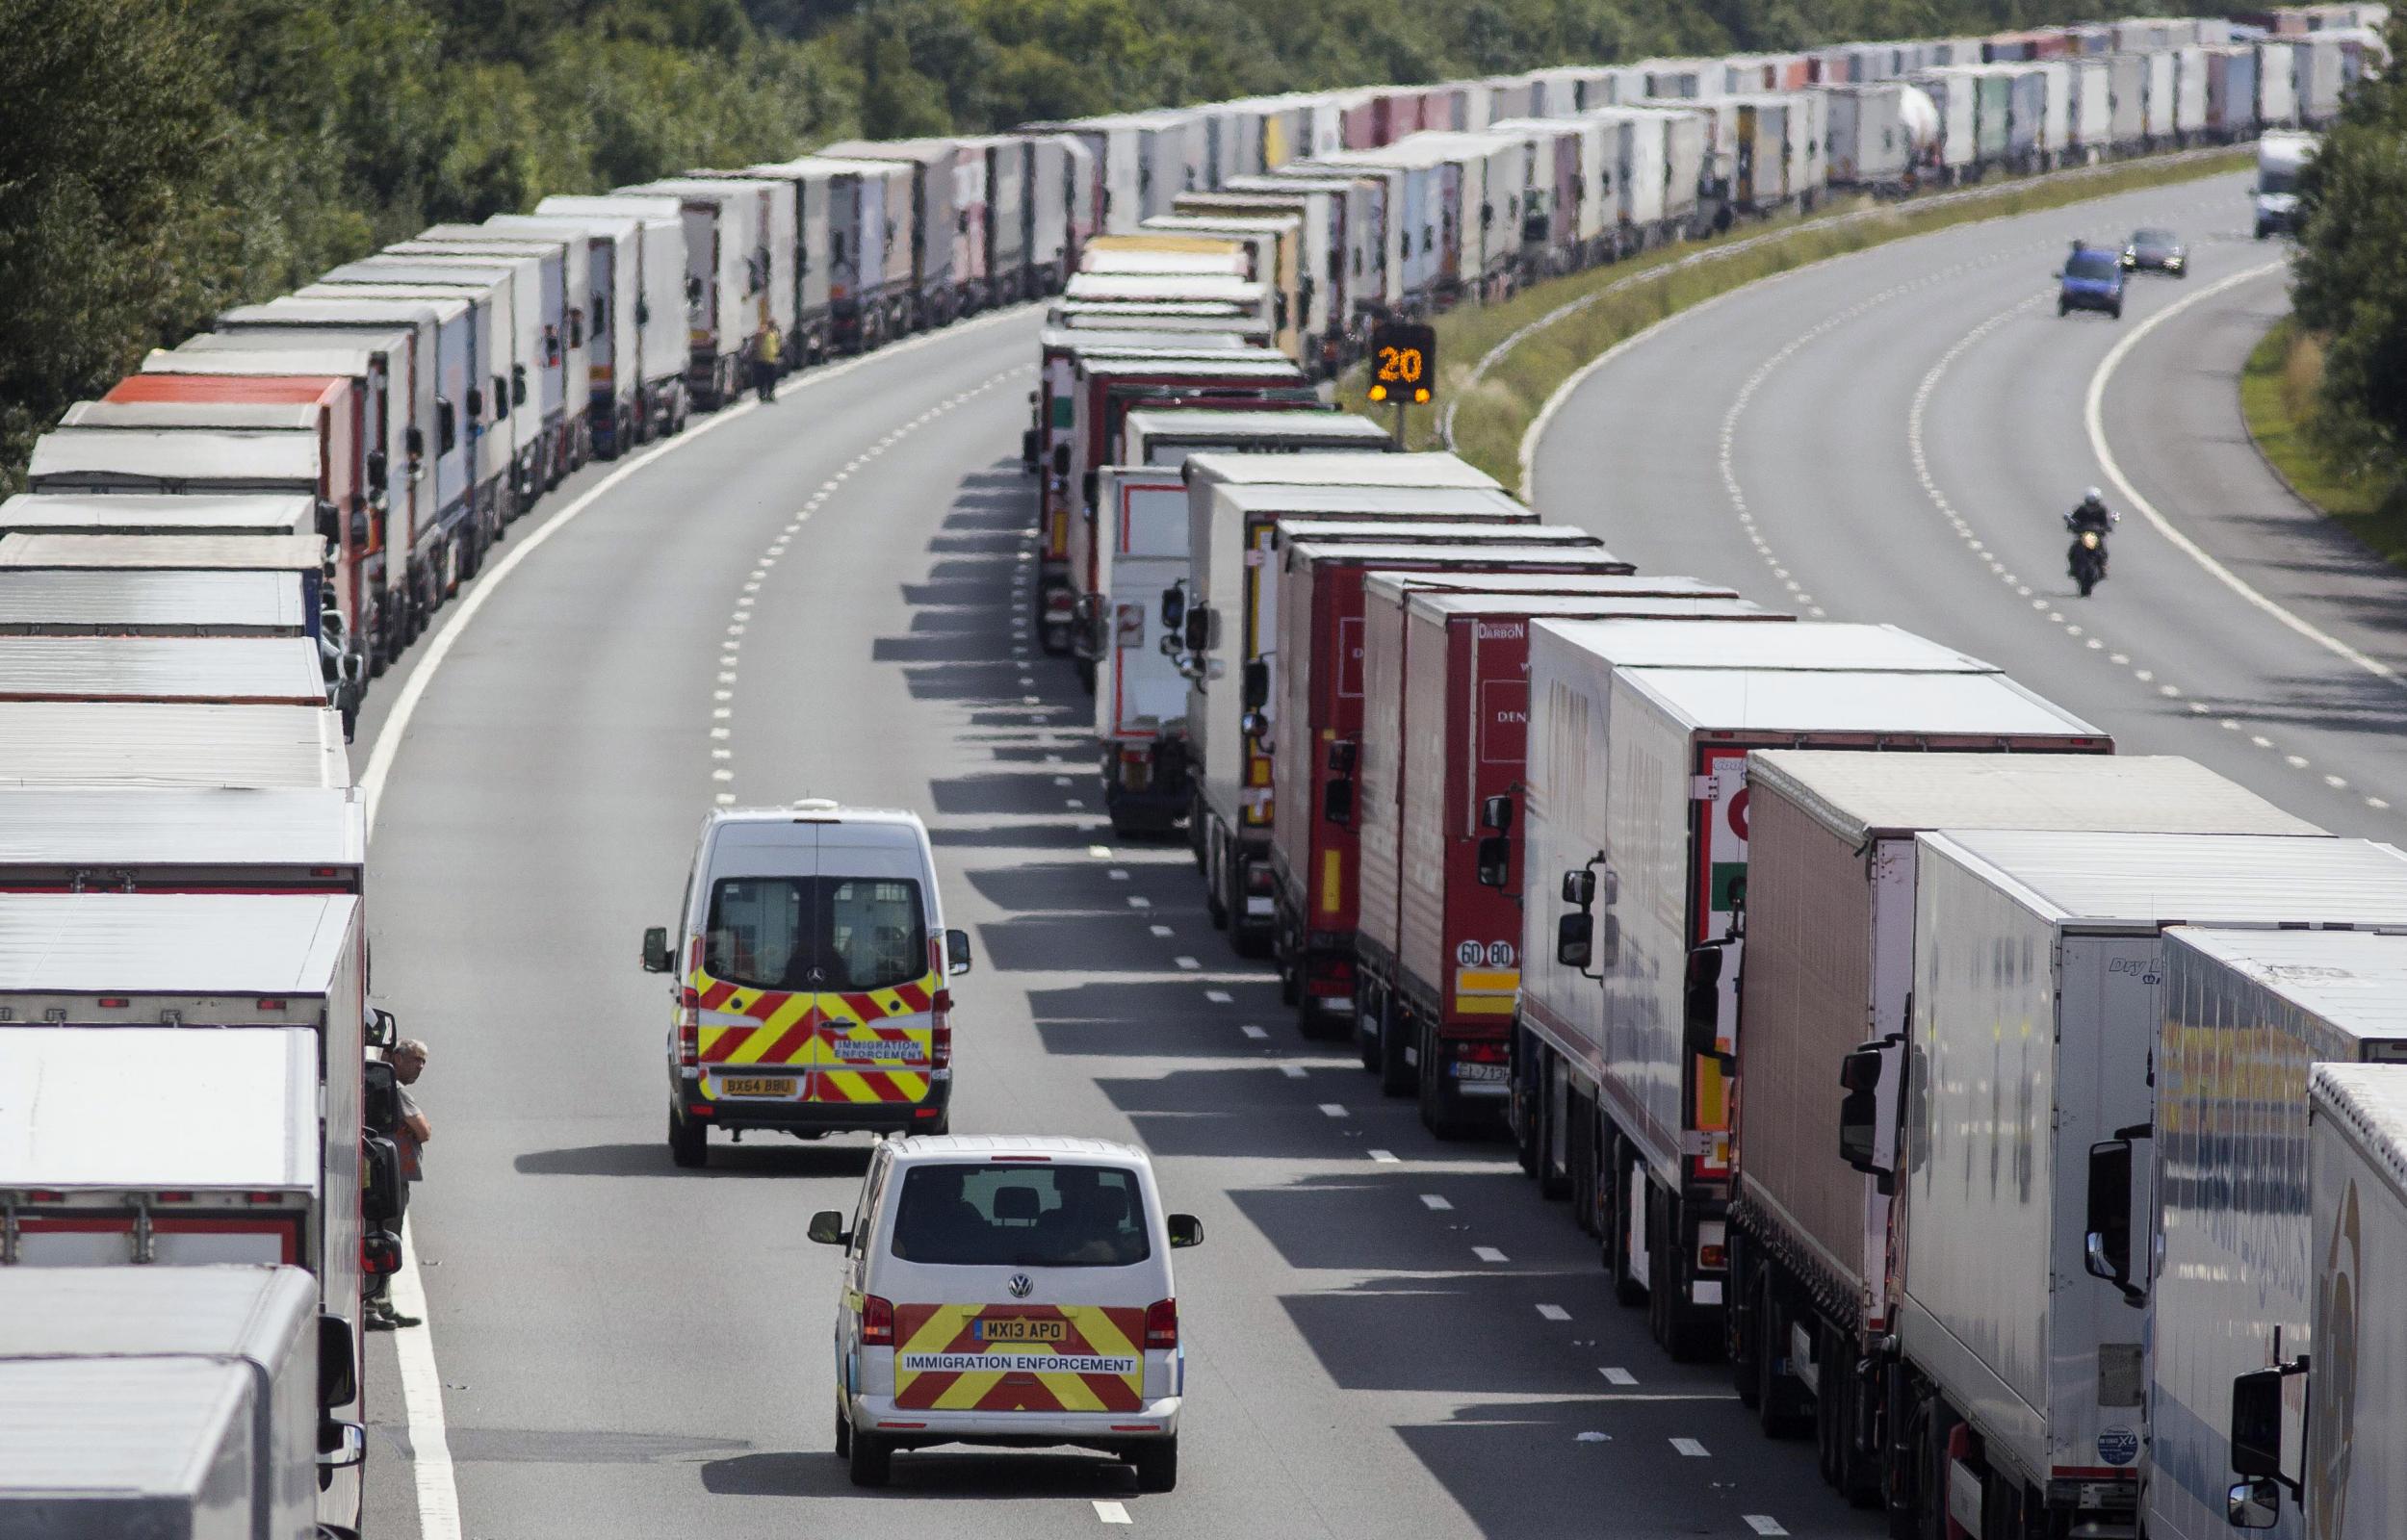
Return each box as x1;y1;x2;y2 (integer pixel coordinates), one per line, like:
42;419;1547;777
1532;168;2407;839
348;167;2402;1540
349;306;1848;1540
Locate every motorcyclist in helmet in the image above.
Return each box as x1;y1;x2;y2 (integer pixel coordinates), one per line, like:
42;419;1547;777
2065;486;2117;574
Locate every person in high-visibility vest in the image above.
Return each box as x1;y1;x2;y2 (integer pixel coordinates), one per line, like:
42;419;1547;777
754;321;782;404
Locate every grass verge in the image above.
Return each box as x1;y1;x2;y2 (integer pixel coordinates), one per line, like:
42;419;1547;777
1337;147;2252;486
2239;317;2407;567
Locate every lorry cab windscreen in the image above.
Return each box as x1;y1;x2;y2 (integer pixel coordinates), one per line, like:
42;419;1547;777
704;876;926;991
889;1164;1152;1268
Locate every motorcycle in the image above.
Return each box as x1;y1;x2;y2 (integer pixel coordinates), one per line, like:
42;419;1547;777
2067;526;2108;597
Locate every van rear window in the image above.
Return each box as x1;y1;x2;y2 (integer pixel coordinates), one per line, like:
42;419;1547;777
704;877;926;992
889;1164;1152;1269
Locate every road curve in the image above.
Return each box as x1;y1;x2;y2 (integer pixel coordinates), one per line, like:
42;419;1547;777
1532;169;2407;840
348;295;1876;1538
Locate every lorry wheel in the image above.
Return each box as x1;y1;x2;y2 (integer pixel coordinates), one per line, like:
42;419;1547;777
1758;1278;1810;1437
668;1107;707;1168
1377;1005;1415;1097
1279;957;1301;1007
834;1404;851;1458
846;1428;892;1487
1536;1063;1570;1200
1129;1435;1178;1493
1605;1149;1646;1308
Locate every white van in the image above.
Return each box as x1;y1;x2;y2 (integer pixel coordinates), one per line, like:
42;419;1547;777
641;800;971;1166
810;1135;1203;1491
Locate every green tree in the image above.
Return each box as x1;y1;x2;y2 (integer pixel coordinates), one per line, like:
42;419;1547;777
2291;15;2407;491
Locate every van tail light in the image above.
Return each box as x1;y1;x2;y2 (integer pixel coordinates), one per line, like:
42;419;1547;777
1144;1297;1178;1350
677;1009;699;1069
862;1294;896;1347
931;995;952;1070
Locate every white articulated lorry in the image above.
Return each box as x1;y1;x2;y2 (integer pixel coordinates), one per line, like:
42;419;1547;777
1896;832;2407;1540
1514;621;2108;1366
0;1265;358;1539
2224;1061;2407;1538
1721;752;2324;1516
2256;130;2316;238
2149;934;2407;1540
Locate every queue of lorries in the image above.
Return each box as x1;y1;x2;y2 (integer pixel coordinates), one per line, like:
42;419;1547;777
0;2;2397;1533
1036;22;2407;1540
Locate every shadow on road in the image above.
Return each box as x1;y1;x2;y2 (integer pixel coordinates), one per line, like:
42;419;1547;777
700;1447;1140;1499
512;1142;874;1179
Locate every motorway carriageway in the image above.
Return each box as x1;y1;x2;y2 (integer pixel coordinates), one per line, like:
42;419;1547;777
347;167;2395;1540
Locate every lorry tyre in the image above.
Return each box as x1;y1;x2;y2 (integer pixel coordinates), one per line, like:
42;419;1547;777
846;1427;893;1487
1537;1061;1570;1200
1279;955;1301;1008
1378;1002;1415;1097
1204;840;1229;931
668;1107;707;1168
1606;1143;1646;1306
1130;1435;1178;1493
1758;1277;1810;1437
834;1404;851;1458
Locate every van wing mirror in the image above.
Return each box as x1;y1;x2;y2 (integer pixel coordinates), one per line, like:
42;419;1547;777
641;926;673;973
945;927;973;976
1168;1213;1204;1248
317;1312;358;1409
806;1209;850;1246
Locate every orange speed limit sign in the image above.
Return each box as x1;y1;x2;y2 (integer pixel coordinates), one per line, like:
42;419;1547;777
1366;321;1436;405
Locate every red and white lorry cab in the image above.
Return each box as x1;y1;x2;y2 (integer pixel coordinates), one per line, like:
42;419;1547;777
1265;534;1637;1027
0;890;392;1537
1352;583;1785;1133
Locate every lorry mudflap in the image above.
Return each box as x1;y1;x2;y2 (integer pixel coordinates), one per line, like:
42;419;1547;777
894;1303;1146;1412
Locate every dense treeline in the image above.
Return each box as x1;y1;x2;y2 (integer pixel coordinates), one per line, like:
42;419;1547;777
2291;14;2407;521
2;0;2117;490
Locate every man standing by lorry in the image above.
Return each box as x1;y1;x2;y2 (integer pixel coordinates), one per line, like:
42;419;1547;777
370;1037;432;1331
754;320;783;404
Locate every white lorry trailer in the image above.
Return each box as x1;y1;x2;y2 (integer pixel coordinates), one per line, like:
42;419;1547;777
2225;1060;2407;1536
0;1265;356;1538
1722;752;2323;1515
2256;130;2317;238
2147;933;2407;1540
1898;833;2407;1540
1515;621;2109;1366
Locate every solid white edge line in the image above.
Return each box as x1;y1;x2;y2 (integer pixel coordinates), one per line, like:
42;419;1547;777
2084;260;2405;692
354;301;1033;1540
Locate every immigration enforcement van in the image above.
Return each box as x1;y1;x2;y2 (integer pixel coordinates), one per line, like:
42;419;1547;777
641;800;971;1167
809;1135;1203;1491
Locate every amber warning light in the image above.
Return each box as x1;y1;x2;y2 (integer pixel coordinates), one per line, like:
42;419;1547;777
1365;321;1436;406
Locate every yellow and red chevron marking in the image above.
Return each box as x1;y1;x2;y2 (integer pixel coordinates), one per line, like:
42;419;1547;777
892;1303;1145;1413
689;968;938;1100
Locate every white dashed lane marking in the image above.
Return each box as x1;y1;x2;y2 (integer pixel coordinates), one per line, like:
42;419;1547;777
1670;1437;1709;1457
1536;1304;1570;1322
1472;1245;1509;1263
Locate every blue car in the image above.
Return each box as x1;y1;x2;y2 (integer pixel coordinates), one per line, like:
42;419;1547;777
2058;245;2126;319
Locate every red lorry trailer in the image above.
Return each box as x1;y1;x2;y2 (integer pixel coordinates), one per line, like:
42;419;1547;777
1052;349;1310;657
1268;534;1639;1035
1353;582;1785;1132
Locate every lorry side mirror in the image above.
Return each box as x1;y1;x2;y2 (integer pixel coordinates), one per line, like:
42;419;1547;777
2083;1138;2143;1305
367;449;388;491
1481;794;1514;833
361;1136;405;1225
2229;1365;2297;1481
641;926;673;973
1561;868;1596;909
1475;834;1511;889
1183;606;1213;654
806;1209;850;1246
1160;585;1186;632
2226;1478;2281;1529
316;1312;358;1409
945;927;973;976
1051;443;1071;475
1328;741;1358;776
1241;709;1271;743
1683;943;1728;1060
318;1420;366;1486
1081;469;1099;508
1838;1045;1883;1173
1242;659;1270;710
364;1061;401;1138
362;1229;401;1278
1323;779;1354;826
1168;1213;1204;1248
1555;911;1592;968
368;1008;399;1051
513;364;528;405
